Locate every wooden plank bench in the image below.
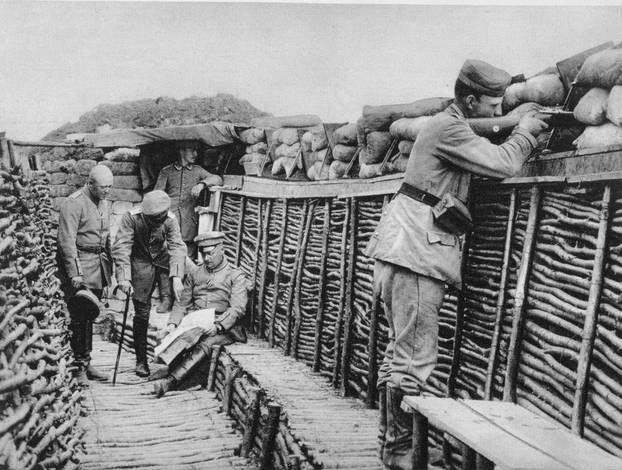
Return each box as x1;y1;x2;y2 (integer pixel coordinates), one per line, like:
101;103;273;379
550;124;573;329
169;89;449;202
401;396;622;470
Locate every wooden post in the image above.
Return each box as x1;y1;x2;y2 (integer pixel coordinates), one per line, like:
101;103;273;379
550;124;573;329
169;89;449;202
503;186;541;402
241;387;264;457
332;198;351;387
207;345;223;392
292;200;315;358
248;199;264;334
571;184;612;435
214;189;225;231
260;404;281;470
223;364;241;416
256;199;273;338
313;199;331;372
235;196;246;267
484;189;517;399
447;229;473;397
475;454;494;470
269;200;288;347
339;197;358;396
285;200;309;356
366;289;380;408
412;410;429;470
461;443;475;470
288;455;301;470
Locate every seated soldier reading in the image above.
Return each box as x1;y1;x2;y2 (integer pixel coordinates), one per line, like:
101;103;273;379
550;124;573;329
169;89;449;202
153;231;248;398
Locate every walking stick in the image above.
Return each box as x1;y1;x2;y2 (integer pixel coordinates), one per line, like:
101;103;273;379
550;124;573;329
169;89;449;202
112;286;132;386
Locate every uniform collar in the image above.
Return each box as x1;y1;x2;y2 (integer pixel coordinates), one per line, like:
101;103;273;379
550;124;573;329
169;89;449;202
173;162;194;171
82;185;100;206
446;102;466;120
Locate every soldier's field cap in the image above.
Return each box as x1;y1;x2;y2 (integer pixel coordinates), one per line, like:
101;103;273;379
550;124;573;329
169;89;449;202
457;59;512;97
142;190;171;215
195;231;225;248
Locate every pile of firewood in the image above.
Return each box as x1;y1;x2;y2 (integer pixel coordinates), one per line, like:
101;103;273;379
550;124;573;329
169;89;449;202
0;169;83;470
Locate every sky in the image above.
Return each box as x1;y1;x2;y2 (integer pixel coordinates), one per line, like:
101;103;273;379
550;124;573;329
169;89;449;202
1;2;622;140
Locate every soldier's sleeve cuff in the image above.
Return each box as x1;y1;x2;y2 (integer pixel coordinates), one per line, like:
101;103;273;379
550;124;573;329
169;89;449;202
117;265;131;281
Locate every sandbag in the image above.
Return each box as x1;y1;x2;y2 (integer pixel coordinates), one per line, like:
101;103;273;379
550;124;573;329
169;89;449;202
332;123;358;145
606;86;622;126
275;142;301;159
362;132;393;164
388;154;409;173
74;159;98;176
44;159;76;173
332;144;357;163
251;114;322;129
314;148;330;163
104;148;141;162
573;87;609;125
503;74;565;111
311;132;328;151
307;161;329;181
390;116;433;141
273;128;300;146
100;161;139;176
108;188;142;203
329;160;349;180
49;185;78;198
398;140;414;156
112;200;134;215
271;156;297;176
48;172;68;185
576;48;622;89
240;153;265;164
113;175;142;190
301;131;313;152
239;128;265;145
68;174;88;186
245;142;268;154
359;162;383;179
360;97;452;132
573;123;622;150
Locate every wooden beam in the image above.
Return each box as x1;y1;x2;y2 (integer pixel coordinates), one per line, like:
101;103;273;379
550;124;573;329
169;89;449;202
234;196;246;267
312;199;331;372
268;200;288;348
484;189;517;400
503;186;541;402
571;184;612;435
10;140;92;148
256;199;273;339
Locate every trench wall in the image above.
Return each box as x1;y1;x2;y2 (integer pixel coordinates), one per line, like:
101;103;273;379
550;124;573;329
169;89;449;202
217;179;622;458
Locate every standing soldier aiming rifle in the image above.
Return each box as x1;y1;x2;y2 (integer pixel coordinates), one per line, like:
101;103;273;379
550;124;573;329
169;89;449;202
56;165;114;384
112;190;186;377
365;59;549;470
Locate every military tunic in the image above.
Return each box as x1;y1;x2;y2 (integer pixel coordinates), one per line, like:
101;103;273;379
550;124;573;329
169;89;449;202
154;163;223;243
112;208;187;303
56;186;112;297
169;258;248;341
365;102;537;394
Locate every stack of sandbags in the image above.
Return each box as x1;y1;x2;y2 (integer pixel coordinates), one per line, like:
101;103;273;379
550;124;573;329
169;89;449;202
572;47;622;149
271;127;302;177
102;148;142;202
357;97;452;178
239;128;267;175
328;123;358;180
386;116;433;173
502;72;566;112
305;126;331;181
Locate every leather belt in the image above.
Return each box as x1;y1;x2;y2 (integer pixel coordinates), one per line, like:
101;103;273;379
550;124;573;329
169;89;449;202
398;182;441;207
77;244;106;254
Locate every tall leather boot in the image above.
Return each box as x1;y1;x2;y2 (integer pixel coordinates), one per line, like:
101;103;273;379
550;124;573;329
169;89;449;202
383;385;414;470
84;320;108;381
133;317;150;377
69;319;88;385
378;384;388;461
154;347;209;398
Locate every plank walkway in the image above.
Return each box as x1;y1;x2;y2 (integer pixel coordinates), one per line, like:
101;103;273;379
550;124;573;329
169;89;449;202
225;339;383;470
78;337;257;470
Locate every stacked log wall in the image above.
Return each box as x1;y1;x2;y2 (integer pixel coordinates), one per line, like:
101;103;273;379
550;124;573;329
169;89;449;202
218;177;622;458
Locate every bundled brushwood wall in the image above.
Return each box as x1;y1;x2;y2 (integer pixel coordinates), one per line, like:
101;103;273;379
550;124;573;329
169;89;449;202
217;177;622;458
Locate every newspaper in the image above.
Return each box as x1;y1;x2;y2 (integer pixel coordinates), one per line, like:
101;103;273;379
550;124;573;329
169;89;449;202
154;308;215;365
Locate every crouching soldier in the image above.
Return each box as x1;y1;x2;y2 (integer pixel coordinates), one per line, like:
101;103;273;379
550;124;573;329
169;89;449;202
112;190;187;377
153;231;248;398
56;165;114;384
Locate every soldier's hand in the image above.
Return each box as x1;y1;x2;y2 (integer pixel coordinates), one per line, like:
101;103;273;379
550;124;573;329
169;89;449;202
517;114;549;137
508;102;543;119
117;280;134;296
71;276;85;289
171;276;183;302
191;183;205;198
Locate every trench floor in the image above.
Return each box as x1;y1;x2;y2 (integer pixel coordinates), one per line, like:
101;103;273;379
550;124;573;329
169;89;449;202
78;338;257;470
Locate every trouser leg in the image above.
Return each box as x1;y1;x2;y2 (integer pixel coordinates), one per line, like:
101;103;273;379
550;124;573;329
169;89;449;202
69;318;88;368
156;270;173;313
132;298;151;377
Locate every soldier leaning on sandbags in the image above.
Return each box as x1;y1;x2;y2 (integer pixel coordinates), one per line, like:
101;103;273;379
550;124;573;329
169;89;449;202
56;165;115;385
112;190;187;377
365;59;549;470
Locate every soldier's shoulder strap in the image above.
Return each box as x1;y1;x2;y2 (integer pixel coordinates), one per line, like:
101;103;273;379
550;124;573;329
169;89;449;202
68;189;83;199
